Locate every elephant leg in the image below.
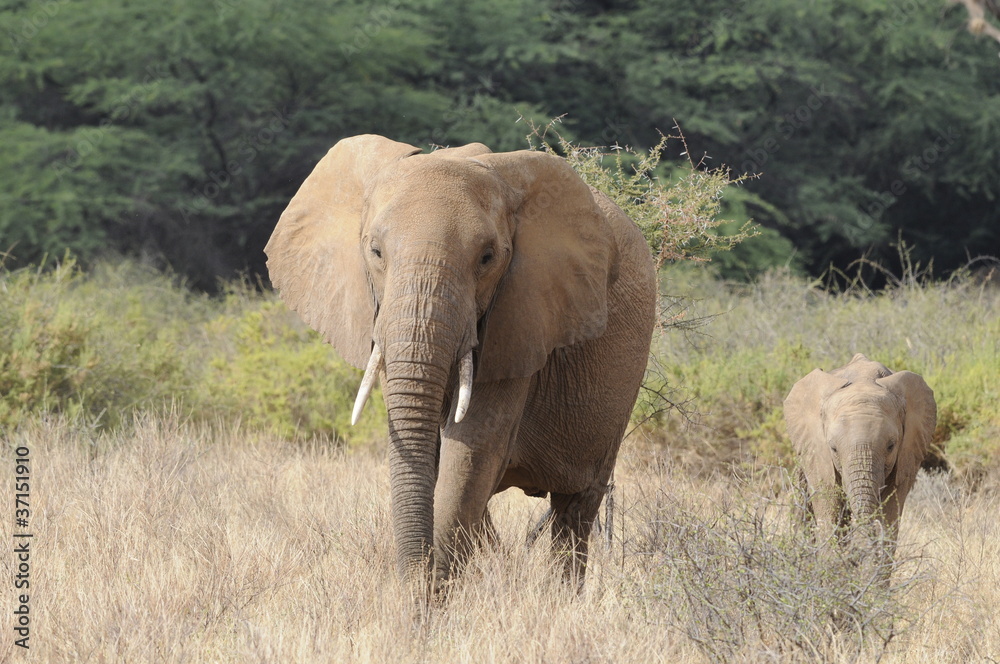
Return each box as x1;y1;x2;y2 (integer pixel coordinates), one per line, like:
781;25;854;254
875;486;903;572
810;484;846;546
434;377;531;584
549;483;607;587
472;506;500;550
881;486;903;544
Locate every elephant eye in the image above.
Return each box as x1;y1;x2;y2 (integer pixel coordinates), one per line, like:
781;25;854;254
887;440;896;452
480;250;494;266
371;245;382;259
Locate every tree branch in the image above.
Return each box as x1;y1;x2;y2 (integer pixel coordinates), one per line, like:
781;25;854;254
951;0;1000;45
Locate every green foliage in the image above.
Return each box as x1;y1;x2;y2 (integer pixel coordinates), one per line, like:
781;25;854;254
585;0;1000;276
200;301;385;443
707;220;800;281
0;259;384;445
0;0;541;288
0;258;189;429
2;0;998;285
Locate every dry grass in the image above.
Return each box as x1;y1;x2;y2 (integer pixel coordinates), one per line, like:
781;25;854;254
2;416;997;663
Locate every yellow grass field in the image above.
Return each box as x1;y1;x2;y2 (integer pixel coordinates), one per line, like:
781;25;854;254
2;415;997;663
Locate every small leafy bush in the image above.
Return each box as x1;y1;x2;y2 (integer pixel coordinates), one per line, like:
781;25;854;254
525;117;758;267
199;301;385;444
0;259;189;429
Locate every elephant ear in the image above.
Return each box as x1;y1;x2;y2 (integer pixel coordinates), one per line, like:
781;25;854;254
473;150;619;381
264;135;421;369
878;371;936;494
784;369;850;471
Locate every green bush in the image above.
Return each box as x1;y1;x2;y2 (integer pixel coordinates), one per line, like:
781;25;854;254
0;259;189;429
198;301;385;443
525;119;758;267
0;259;383;446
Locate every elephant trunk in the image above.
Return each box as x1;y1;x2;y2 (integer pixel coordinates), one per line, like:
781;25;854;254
843;449;887;548
376;273;474;586
383;351;446;583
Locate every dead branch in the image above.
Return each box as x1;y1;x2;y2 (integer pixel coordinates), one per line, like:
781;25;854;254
951;0;1000;45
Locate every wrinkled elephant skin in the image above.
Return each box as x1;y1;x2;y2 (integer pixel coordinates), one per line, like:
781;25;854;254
265;135;657;591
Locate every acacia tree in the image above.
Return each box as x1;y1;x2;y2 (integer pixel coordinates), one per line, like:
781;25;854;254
0;0;561;287
2;0;998;284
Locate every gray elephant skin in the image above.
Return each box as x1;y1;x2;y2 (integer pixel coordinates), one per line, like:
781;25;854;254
265;135;656;588
784;353;937;554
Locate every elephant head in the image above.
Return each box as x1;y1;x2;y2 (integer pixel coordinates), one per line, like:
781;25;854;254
264;135;618;583
784;354;936;547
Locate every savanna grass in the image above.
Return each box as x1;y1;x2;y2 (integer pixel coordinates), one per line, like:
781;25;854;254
3;415;996;663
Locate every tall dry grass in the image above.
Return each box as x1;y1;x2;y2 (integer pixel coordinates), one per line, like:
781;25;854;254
2;416;997;663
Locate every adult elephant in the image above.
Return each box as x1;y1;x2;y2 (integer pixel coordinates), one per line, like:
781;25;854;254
784;354;937;555
265;135;656;589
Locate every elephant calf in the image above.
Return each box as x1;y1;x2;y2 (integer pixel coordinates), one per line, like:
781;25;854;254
784;354;937;554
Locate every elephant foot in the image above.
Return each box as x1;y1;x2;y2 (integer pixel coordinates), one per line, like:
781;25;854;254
525;507;553;547
549;484;609;587
432;508;503;594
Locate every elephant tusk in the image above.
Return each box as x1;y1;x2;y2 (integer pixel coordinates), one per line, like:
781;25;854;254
351;343;383;426
454;350;474;423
